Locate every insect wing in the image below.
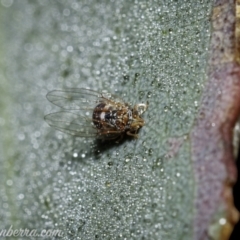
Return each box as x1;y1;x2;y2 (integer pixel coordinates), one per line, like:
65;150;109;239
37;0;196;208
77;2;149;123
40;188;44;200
45;88;130;139
46;88;124;110
44;111;98;137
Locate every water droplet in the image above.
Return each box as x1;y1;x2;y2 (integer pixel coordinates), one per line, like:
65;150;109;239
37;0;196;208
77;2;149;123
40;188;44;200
148;148;153;156
139;91;144;99
147;91;152;98
135;73;140;77
6;179;13;186
105;181;111;187
123;74;130;83
73;152;78;158
219;218;226;225
67;45;73;52
18;133;25;141
1;0;13;8
164;106;168;112
18;193;24;200
171;211;177;217
63;8;70;16
108;162;113;167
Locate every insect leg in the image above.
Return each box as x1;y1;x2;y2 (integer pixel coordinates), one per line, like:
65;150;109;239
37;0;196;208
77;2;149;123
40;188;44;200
126;131;139;138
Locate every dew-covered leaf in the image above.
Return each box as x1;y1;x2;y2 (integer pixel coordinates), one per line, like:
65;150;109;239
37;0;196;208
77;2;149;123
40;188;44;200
0;1;239;240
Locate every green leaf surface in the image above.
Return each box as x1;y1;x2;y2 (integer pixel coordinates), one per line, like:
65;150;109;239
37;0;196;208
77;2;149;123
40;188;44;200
0;1;239;240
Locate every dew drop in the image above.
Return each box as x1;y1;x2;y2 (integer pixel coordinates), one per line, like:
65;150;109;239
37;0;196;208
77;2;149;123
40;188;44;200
123;74;130;82
18;193;24;200
105;181;111;187
135;73;140;77
1;0;13;8
176;172;181;177
108;162;113;167
67;45;73;52
147;91;152;98
63;8;70;16
148;148;153;156
139;91;144;99
73;152;78;158
18;133;25;141
6;179;13;186
171;211;177;217
219;218;226;225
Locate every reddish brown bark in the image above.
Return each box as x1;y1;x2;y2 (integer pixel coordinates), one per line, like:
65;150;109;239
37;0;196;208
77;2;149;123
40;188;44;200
191;0;240;239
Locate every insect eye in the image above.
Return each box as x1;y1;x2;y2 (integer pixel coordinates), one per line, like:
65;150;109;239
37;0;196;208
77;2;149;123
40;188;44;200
136;103;147;115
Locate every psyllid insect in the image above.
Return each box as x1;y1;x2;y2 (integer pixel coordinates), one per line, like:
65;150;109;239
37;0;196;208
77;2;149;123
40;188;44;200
44;88;147;140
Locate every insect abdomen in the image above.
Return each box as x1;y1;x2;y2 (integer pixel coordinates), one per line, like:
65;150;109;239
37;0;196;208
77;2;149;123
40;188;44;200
92;103;106;129
92;103;129;131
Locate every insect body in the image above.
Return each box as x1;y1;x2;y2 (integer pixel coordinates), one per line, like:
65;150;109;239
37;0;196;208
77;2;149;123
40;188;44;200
45;88;147;140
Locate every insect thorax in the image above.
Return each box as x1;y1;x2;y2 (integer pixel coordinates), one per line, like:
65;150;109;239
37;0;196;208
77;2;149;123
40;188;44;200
92;102;132;130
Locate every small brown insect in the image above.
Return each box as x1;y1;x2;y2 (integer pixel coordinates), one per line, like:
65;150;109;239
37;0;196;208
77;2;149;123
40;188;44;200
45;88;147;140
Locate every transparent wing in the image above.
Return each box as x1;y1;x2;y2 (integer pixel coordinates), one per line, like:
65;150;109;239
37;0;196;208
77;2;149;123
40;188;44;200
44;111;124;139
46;88;125;110
44;111;98;137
